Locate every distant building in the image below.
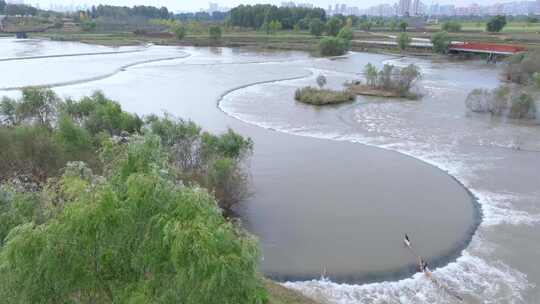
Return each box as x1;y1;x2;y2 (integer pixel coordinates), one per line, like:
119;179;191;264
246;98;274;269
399;0;411;16
412;0;420;16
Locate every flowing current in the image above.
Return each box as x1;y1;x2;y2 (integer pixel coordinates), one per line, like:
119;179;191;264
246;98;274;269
1;38;539;303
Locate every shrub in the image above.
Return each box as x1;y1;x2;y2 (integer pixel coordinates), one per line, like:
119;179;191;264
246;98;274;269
361;63;421;98
0;125;65;182
171;23;186;40
397;32;411;51
318;37;348;56
503;51;540;85
399;21;408;32
309;19;324;37
294;87;355;105
146;116;253;212
208;25;222;41
465;86;536;120
486;15;507;33
325;17;343;37
509;93;536;119
364;63;378;87
337;26;353;42
431;31;451;54
80;20;96;32
0;136;267;304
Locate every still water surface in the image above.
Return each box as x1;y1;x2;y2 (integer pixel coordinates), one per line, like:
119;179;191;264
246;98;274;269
1;38;538;303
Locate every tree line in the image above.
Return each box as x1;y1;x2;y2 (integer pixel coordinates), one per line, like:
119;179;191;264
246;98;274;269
228;4;326;30
0;0;38;16
84;4;171;20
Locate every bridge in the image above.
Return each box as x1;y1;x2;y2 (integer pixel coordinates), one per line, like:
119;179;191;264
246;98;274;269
448;42;527;55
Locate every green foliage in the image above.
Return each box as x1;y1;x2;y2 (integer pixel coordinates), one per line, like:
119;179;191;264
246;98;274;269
509;93;536;119
0;97;17;126
325;17;343;36
397;32;411;51
362;63;421;97
17;87;59;128
0;125;65;182
229;4;326;30
64;91;143;136
145;116;253;211
533;72;540;88
208;25;222;41
441;21;462;32
268;20;282;35
504;50;540;84
0;137;266;304
318;37;348;56
337;26;353;42
0;186;42;247
309;18;324;37
359;21;372;30
431;31;451;54
294;87;355;105
399;21;408;32
80;20;97;32
487;15;507;32
364;63;378;87
171;23;186;40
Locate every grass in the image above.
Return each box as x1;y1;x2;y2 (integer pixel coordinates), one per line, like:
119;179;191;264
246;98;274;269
426;21;540;33
265;280;323;304
295;87;355;105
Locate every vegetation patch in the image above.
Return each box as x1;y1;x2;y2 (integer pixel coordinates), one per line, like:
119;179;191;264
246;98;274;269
348;63;422;99
465;85;537;120
294;87;355;105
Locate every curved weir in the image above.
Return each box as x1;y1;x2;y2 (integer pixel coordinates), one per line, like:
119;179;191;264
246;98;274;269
217;68;482;283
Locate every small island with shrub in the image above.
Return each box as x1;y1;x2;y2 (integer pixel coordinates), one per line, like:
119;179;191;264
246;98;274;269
294;74;355;105
347;63;422;99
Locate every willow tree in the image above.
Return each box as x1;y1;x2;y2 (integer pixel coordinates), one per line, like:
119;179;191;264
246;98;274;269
0;136;266;304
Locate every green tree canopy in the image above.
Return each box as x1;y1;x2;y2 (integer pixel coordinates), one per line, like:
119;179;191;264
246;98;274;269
208;25;222;41
486;15;507;32
431;31;451;54
325;17;343;37
397;32;411;51
309;18;324;37
0;136;266;304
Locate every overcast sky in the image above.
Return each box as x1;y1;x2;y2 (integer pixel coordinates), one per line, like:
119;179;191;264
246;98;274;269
31;0;504;12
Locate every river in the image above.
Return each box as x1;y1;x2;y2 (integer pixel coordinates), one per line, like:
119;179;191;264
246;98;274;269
1;37;538;303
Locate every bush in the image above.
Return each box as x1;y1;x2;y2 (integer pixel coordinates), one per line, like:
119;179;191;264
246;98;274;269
361;63;421;98
325;17;343;37
337;26;353;42
309;19;324;37
0;136;267;304
441;21;462;32
318;37;348;56
465;86;536;120
509;93;536;119
503;51;540;85
431;31;451;54
294;87;355;105
397;32;411;51
171;23;186;40
208;25;222;41
487;15;507;33
146;116;253;212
